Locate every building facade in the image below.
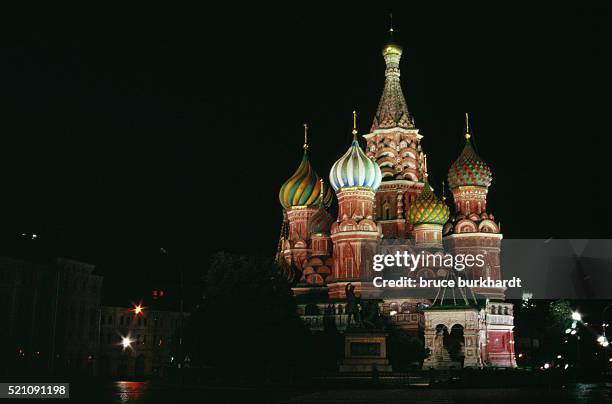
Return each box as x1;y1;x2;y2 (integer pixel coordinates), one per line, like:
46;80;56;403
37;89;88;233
0;257;103;376
99;306;186;378
276;29;516;369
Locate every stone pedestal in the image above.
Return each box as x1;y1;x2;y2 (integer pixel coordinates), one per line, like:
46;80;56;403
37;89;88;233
339;332;392;372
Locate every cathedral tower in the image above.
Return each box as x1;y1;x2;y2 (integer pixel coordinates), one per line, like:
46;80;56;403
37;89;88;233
363;26;424;239
444;114;503;299
328;112;382;299
278;125;334;274
406;155;450;250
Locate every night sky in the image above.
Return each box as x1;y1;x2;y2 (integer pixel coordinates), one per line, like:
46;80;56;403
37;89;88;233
0;4;609;305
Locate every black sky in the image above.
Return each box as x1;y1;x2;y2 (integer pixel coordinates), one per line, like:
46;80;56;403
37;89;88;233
0;4;609;304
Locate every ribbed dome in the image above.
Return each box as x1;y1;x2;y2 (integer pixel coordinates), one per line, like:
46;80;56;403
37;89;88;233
447;140;492;189
329;140;382;191
308;206;333;234
406;182;450;225
279;151;334;209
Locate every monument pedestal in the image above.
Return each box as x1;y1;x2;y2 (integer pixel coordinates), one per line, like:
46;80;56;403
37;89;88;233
339;332;392;372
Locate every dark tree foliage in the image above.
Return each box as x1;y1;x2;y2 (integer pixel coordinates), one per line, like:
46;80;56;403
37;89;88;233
185;252;309;382
387;328;427;371
547;300;573;334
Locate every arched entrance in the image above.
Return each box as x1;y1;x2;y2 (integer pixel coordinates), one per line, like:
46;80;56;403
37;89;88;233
448;324;465;367
423;307;482;369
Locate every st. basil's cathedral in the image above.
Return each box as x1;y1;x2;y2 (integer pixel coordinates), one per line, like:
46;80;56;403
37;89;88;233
276;28;516;369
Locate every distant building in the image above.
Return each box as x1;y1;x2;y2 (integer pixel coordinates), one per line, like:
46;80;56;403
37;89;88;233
54;258;103;375
99;306;186;378
0;256;103;376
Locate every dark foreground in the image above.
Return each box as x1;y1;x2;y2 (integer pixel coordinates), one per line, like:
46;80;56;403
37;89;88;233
66;381;612;403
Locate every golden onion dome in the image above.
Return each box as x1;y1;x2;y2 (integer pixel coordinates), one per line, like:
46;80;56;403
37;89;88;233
406;182;450;226
382;40;403;56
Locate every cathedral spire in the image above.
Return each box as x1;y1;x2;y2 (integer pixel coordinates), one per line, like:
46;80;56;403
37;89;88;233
464;112;471;140
371;22;414;132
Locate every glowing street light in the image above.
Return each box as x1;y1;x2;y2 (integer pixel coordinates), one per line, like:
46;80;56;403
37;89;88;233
121;336;133;350
571;312;582;322
133;304;144;315
543;363;550;369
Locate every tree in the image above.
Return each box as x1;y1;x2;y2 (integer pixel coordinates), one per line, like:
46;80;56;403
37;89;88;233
186;252;309;382
547;300;573;334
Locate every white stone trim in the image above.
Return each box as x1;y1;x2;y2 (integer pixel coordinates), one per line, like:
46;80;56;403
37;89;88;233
363;128;422;139
444;233;504;240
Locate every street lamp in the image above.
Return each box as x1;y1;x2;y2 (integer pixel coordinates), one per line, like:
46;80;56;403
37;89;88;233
132;304;144;315
121;336;133;350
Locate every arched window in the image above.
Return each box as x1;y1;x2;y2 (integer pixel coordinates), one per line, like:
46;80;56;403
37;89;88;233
382;201;390;220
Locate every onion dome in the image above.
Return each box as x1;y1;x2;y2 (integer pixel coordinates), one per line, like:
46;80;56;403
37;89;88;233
279;124;334;209
447;113;493;189
406;182;450;226
329;112;382;191
382;27;402;57
406;154;450;225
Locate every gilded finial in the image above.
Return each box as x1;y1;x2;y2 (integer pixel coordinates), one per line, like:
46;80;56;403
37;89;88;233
352;110;358;139
303;123;309;150
465;112;471;140
319;178;324;197
423;154;429;180
389;13;394;35
441;181;446;201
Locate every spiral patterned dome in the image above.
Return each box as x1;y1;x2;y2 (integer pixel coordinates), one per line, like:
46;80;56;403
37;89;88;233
279;151;334;209
406;182;450;225
329;140;382;191
447;140;492;189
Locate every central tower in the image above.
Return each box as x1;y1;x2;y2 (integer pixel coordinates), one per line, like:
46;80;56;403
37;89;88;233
363;26;424;239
